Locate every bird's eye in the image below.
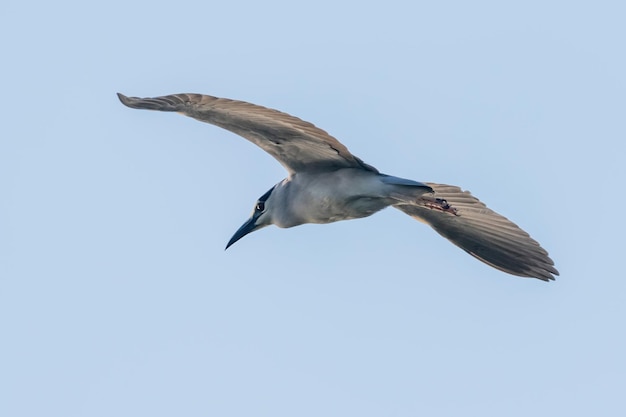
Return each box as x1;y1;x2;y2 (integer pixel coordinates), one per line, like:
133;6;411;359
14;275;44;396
256;202;265;212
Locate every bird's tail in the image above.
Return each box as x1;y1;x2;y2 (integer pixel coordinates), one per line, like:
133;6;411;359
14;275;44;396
393;183;559;281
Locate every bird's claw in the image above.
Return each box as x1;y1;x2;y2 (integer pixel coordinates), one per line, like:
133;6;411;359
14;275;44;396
424;198;458;215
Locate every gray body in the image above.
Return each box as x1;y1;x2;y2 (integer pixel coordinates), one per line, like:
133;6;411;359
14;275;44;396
118;92;559;281
269;170;430;227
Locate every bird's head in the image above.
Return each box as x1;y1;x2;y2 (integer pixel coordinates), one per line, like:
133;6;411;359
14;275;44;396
225;186;276;249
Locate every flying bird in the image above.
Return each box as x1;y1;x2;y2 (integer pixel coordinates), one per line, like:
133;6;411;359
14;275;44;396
118;92;558;281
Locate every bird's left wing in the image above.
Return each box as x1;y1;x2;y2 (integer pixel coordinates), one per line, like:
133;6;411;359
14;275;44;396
394;183;559;281
117;93;377;175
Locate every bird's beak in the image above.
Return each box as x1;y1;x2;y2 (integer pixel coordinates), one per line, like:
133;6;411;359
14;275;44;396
225;216;259;250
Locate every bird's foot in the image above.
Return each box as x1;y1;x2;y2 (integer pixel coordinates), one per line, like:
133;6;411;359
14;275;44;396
424;198;459;215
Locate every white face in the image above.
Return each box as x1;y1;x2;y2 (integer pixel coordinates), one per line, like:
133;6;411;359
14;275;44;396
251;185;275;225
225;186;276;249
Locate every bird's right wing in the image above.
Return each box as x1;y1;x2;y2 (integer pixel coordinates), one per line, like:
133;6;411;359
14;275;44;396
117;93;377;175
394;183;559;281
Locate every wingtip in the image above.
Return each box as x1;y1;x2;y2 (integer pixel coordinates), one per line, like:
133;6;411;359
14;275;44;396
116;92;152;110
117;92;133;107
531;266;559;282
544;262;560;281
115;93;183;111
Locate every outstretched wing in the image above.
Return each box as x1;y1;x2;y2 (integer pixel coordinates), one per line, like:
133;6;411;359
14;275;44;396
394;183;559;281
117;93;376;174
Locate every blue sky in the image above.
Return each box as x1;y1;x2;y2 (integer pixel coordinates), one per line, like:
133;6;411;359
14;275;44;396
2;1;625;416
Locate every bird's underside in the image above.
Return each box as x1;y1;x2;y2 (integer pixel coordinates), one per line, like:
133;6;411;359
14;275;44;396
118;92;559;281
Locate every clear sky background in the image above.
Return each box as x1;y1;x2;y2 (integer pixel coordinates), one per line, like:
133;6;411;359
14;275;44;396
2;1;625;416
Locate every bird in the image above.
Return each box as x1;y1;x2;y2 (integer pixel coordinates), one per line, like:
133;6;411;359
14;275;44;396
117;92;559;281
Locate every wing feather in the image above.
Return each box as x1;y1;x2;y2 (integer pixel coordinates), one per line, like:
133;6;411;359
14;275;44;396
117;93;376;174
395;183;559;281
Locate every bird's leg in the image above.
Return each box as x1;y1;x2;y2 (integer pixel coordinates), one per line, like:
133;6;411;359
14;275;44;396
422;197;459;215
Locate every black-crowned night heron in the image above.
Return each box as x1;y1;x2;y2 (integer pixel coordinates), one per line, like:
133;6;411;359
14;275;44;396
118;93;558;281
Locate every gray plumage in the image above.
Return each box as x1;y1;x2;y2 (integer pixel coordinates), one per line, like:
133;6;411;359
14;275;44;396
118;92;559;281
